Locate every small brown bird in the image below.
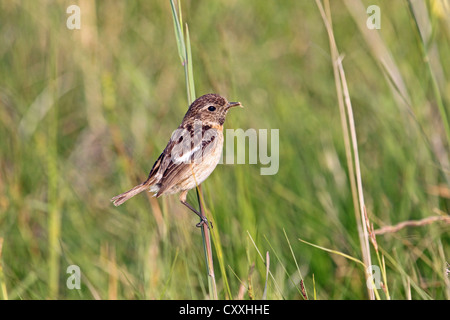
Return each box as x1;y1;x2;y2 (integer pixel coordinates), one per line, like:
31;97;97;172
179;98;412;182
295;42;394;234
111;93;242;226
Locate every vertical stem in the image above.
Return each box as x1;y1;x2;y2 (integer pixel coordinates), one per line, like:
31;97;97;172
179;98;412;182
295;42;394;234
170;0;217;299
185;24;196;105
316;0;374;299
407;0;450;148
47;74;61;299
196;186;218;299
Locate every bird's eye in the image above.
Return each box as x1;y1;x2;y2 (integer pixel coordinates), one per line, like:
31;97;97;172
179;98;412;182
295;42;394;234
207;106;216;112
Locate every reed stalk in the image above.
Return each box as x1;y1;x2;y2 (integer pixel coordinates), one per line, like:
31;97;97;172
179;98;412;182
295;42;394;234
170;0;217;300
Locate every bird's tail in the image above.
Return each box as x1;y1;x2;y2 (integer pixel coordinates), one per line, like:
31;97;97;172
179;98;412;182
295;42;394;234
111;182;150;206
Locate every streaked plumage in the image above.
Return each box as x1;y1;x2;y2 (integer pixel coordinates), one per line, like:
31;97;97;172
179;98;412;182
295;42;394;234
111;93;242;226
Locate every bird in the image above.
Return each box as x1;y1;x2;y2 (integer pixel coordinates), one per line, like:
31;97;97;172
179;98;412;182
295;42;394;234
111;93;242;227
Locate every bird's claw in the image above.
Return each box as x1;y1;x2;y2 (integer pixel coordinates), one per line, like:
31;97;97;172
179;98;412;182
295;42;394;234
196;217;213;229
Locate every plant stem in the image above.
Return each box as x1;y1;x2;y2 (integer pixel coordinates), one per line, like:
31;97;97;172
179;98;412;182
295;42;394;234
170;0;217;299
316;0;374;299
196;186;218;299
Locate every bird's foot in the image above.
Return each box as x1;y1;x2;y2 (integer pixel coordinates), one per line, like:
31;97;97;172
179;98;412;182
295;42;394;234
196;216;213;229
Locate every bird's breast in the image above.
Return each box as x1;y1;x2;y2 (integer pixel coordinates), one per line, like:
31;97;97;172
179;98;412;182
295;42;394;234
185;130;224;188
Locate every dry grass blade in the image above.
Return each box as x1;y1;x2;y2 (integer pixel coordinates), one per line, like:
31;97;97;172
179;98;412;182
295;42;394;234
374;215;450;235
315;0;374;299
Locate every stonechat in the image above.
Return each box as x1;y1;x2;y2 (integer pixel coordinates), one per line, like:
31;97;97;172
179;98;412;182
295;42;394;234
111;93;242;226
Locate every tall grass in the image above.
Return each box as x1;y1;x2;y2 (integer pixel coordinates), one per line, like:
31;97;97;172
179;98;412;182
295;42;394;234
315;0;374;299
170;0;219;299
0;0;449;300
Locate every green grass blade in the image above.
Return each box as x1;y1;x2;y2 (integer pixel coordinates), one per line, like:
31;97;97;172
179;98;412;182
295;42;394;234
170;0;186;65
298;238;366;269
185;23;196;104
262;251;269;300
247;231;286;299
283;229;308;299
0;238;7;300
159;248;179;299
263;234;305;298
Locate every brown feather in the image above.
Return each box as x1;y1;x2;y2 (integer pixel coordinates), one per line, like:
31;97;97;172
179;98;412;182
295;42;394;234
111;93;241;208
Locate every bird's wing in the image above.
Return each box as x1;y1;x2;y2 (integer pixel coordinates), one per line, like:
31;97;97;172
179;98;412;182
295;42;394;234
156;127;219;197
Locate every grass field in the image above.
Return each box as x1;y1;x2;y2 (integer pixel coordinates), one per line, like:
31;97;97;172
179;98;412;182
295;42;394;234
0;0;449;300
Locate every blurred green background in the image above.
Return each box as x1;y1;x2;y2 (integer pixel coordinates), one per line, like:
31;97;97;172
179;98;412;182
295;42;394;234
0;0;449;300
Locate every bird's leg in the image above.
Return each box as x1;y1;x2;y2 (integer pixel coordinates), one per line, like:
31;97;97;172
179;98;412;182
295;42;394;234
180;200;209;228
179;190;210;228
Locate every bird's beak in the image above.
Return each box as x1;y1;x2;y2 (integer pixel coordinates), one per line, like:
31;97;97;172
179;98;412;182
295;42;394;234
227;101;243;109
